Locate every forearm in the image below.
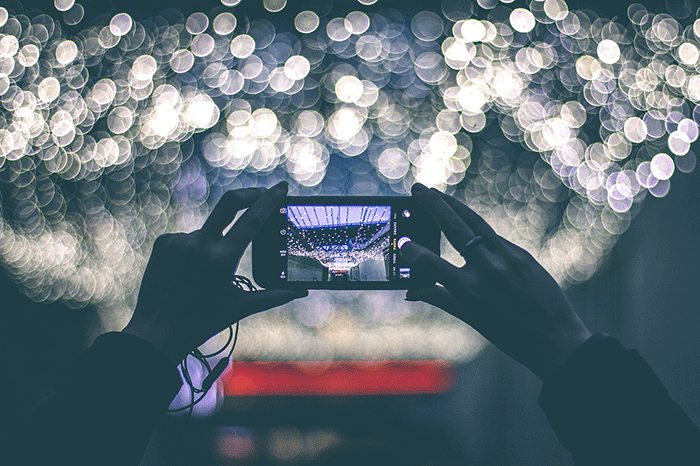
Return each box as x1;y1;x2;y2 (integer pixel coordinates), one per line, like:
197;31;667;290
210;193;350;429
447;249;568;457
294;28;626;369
540;335;700;466
22;332;181;466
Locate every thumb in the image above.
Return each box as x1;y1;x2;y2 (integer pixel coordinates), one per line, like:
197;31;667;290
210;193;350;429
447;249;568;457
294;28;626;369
239;289;309;319
400;241;463;291
406;285;459;312
406;284;481;330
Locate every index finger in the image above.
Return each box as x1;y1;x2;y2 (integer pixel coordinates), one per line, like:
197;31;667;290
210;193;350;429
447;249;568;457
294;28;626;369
223;181;288;254
412;184;490;262
201;187;267;238
435;190;530;260
434;190;498;240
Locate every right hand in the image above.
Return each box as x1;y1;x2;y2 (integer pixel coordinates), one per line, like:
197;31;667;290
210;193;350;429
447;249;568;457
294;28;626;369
402;184;591;380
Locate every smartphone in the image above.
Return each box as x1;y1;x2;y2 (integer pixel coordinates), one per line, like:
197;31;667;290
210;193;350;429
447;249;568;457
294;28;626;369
252;196;440;289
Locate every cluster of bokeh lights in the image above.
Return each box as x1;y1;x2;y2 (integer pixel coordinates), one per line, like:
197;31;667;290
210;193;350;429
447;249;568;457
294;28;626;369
0;0;698;360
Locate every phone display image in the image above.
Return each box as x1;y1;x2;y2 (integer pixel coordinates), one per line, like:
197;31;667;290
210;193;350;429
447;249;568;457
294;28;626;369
285;205;392;282
253;196;439;289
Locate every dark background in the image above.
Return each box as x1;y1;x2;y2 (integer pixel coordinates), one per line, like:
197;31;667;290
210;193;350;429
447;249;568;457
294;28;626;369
5;0;698;25
1;0;699;464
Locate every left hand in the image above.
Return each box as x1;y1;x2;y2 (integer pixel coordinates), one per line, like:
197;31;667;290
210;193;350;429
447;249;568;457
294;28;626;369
402;184;591;380
123;182;307;363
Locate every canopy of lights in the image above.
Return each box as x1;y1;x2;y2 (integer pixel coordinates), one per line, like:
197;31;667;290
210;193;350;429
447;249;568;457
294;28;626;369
287;205;390;271
0;0;698;361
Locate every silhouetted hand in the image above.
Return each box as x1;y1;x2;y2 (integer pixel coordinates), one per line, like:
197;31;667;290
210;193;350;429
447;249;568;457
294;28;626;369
123;182;307;363
402;184;591;380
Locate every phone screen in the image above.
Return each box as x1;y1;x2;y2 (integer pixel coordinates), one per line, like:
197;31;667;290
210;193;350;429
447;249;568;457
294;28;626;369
253;196;438;289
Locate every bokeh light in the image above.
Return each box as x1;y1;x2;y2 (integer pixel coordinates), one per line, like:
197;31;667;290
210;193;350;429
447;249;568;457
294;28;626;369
0;0;698;362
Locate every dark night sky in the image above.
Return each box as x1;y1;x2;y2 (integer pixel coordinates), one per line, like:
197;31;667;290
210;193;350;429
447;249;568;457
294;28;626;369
4;0;699;24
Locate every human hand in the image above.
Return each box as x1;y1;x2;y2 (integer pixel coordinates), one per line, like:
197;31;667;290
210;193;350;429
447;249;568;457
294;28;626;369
123;182;307;363
402;184;591;380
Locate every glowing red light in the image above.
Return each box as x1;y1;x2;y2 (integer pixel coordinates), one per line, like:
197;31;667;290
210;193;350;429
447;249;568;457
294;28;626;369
222;360;453;396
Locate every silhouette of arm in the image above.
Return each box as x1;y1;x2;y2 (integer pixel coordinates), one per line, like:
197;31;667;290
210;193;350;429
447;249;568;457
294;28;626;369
540;334;700;466
23;332;181;466
19;184;306;465
402;184;700;465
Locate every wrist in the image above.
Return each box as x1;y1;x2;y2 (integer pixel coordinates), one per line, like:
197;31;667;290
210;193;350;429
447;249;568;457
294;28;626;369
535;328;592;381
122;322;185;366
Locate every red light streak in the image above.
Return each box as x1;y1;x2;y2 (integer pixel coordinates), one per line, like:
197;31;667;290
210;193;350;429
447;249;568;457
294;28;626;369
222;360;453;396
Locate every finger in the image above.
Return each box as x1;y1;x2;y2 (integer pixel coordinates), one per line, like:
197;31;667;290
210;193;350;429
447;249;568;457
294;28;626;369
202;188;267;238
411;184;489;263
435;190;523;259
400;241;465;292
406;284;483;332
143;233;189;278
224;181;288;254
434;190;497;239
405;285;460;312
137;233;184;305
236;289;309;320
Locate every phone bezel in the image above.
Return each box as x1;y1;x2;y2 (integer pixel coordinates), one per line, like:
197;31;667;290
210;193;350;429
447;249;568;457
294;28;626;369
252;196;440;290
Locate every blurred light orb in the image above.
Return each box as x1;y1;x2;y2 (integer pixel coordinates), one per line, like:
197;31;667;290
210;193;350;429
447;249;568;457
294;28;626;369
510;8;536;33
328;107;364;141
624;117;648;144
597;39;621;64
63;3;84;25
284;55;311;80
191;34;215;57
54;0;75;12
668;131;691;156
335;76;364;103
412;11;444;41
263;0;287;13
378;148;410;180
132;55;157;80
186;12;210;34
295;11;320;33
457;85;487;114
55;40;78;64
544;0;569;21
17;44;39;66
213;12;237;35
230;34;256;58
346;11;370;35
650;153;675;180
107;107;134;134
109;13;133;36
678;119;699;142
678;42;699;65
170;50;195;73
0;0;698;364
460;19;487;42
